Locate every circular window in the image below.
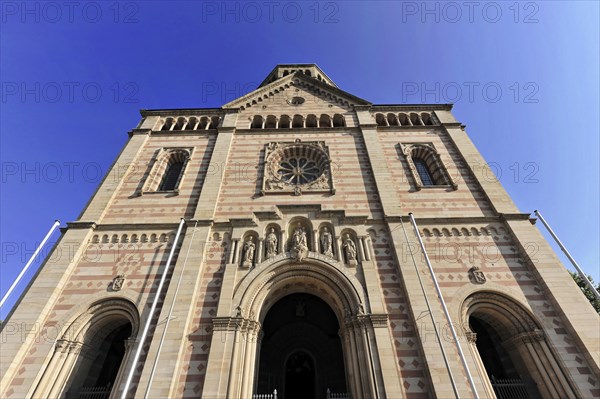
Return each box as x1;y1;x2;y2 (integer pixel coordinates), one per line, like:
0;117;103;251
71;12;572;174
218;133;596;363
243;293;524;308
278;157;321;184
287;96;305;105
267;143;329;186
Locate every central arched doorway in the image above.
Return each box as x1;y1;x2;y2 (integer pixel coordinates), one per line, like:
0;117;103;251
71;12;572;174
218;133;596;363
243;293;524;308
256;293;347;399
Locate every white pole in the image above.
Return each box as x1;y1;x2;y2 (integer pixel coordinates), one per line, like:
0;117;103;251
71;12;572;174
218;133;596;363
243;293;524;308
399;217;460;398
143;220;198;398
0;220;60;310
534;210;600;302
409;213;480;399
120;218;186;399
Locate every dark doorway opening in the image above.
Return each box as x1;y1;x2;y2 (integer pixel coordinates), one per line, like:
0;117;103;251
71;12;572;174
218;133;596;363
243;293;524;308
285;351;315;399
67;322;132;399
470;316;538;399
257;293;347;399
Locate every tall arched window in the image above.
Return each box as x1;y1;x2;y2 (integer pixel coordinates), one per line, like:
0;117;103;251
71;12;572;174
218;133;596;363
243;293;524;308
402;143;457;190
159;160;185;191
413;158;434;186
142;149;191;193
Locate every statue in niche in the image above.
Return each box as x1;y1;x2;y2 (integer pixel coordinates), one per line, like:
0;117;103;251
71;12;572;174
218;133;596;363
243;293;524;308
242;237;255;267
343;233;358;266
265;228;278;259
291;223;308;262
320;227;333;257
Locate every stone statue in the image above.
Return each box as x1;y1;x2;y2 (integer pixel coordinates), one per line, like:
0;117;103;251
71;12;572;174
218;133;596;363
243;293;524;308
343;233;357;265
291;223;308;262
243;237;255;266
266;228;278;258
320;227;333;257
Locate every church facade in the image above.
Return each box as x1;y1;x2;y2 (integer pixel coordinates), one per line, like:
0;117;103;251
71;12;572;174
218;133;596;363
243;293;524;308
1;64;598;399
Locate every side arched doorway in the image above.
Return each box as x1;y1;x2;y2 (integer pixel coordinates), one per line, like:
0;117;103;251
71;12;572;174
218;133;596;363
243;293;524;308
256;293;347;399
463;292;578;399
29;298;139;399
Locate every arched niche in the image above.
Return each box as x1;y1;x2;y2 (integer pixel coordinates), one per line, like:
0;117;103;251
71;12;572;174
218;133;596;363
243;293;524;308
286;217;314;252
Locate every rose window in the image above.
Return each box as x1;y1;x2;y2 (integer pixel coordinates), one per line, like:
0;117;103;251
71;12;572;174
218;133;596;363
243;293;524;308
277;157;321;184
263;142;333;194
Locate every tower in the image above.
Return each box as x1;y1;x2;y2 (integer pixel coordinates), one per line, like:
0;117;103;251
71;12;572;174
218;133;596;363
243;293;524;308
1;64;598;399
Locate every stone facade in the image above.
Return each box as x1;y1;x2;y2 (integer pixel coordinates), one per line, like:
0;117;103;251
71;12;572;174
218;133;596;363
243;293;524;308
1;64;599;399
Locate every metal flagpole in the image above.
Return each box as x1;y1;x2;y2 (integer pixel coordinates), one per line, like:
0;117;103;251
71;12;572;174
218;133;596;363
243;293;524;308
534;210;600;302
0;220;61;310
408;213;480;399
120;218;186;399
144;220;198;399
399;217;461;398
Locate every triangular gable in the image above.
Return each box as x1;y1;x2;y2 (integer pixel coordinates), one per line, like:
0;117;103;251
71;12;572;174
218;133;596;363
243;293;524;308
223;72;371;111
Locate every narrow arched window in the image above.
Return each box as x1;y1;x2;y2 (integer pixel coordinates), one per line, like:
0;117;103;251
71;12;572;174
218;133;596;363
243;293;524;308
413;158;434;186
402;143;457;190
159;160;184;191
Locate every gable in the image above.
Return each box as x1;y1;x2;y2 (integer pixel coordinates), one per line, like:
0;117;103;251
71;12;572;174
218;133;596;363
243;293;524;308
223;72;370;112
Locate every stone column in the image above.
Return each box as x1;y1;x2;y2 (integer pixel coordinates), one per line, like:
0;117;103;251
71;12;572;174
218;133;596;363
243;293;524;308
279;230;285;254
47;341;86;398
361;236;371;261
335;236;343;262
312;230;319;253
356;237;366;262
232;239;240;264
257;238;264;264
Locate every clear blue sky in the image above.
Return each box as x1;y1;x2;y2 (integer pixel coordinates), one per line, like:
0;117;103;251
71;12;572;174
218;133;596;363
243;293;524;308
1;1;598;318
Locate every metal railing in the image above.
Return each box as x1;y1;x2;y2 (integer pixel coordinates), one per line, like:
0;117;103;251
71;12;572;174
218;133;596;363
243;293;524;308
491;376;530;399
73;384;112;399
327;388;350;398
253;389;278;399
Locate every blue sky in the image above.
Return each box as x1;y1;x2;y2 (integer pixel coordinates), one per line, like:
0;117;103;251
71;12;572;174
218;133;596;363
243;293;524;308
1;1;598;318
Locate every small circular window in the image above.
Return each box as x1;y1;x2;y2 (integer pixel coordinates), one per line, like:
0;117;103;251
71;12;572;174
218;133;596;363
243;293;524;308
287;96;305;105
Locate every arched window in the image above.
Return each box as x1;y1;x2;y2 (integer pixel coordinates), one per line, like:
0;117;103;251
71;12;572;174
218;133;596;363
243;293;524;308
187;117;198;130
332;114;345;127
398;113;410;126
409;113;423;126
279;115;291;128
265;115;277;129
402;144;456;190
161;117;175;131
421;112;435;125
306;114;318;128
387;113;399;126
143;149;191;193
413;158;434;186
251;115;264;129
292;115;304;128
319;114;332;128
159;160;185;191
375;113;387;127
